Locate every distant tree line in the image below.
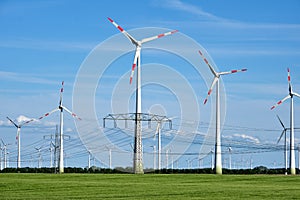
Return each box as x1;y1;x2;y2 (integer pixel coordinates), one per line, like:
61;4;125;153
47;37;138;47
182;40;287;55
0;166;299;175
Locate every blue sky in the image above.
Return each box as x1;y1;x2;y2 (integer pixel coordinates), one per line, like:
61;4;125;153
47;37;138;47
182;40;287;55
0;0;300;169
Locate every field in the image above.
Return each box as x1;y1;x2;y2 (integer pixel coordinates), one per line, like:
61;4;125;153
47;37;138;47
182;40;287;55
1;174;300;199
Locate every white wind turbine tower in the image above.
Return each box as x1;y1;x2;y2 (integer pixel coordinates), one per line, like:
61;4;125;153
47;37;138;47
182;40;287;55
37;81;81;173
108;17;177;174
271;68;300;175
198;50;247;175
0;143;2;170
154;122;162;170
7;116;34;168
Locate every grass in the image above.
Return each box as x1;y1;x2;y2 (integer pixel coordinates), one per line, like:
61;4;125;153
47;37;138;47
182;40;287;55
1;174;300;199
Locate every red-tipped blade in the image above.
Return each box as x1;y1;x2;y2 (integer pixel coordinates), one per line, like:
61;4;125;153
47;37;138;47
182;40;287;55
204;77;218;105
130;48;140;84
287;68;291;82
198;50;218;77
62;106;82;121
107;17;124;32
61;81;64;93
107;17;138;45
220;68;247;75
38;108;59;120
231;69;247;73
141;30;178;44
59;81;64;106
270;95;290;110
130;63;136;84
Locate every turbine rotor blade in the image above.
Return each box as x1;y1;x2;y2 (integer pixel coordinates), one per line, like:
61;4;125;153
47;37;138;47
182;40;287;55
220;69;247;76
276;115;286;129
141;30;178;44
270;95;290;110
62;106;82;120
130;48;140;84
198;50;218;77
204;77;218;104
293;92;300;98
38;108;60;120
107;17;138;45
277;130;285;144
59;81;64;106
6;117;18;128
287;68;292;94
20;118;35;127
287;67;291;84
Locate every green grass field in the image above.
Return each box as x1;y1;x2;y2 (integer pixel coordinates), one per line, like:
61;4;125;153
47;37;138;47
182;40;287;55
1;174;300;199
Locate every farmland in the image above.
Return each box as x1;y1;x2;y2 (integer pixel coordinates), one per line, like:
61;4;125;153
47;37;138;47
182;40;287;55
1;174;300;199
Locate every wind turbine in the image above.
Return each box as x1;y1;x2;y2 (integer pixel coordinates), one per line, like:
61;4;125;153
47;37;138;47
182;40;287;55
107;17;177;174
35;146;43;168
228;146;232;170
6;116;34;168
37;81;81;173
1;139;11;169
271;68;300;175
276;115;289;175
198;50;247;174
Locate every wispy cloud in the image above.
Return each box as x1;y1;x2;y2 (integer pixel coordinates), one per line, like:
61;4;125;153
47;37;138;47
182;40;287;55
158;0;228;22
157;0;300;30
0;71;59;85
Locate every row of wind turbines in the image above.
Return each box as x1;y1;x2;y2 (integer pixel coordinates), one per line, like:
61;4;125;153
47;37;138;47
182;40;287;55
107;17;299;175
107;17;247;174
4;17;298;175
6;81;81;173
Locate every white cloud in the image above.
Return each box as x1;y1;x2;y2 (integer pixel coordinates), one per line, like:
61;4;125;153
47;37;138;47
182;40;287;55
65;127;73;133
6;115;39;126
16;115;35;124
232;133;260;144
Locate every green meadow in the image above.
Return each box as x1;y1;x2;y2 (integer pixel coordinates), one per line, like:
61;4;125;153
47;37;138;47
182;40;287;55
1;174;300;199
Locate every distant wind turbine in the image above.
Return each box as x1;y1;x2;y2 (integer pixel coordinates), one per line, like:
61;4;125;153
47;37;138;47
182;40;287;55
7;116;34;168
107;17;177;174
1;139;11;169
198;50;247;174
276;115;288;175
37;81;81;173
35;146;43;168
271;68;300;175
